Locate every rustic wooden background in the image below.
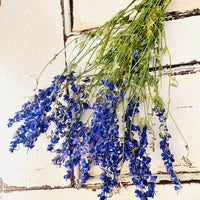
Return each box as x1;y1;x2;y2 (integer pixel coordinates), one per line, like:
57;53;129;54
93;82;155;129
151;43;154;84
0;0;200;199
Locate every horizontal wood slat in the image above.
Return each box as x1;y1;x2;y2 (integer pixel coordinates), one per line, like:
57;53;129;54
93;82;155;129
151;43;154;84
65;16;200;68
72;0;200;31
81;172;200;190
166;9;200;21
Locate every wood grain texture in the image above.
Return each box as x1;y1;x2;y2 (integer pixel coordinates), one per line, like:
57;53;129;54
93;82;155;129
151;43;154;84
77;172;200;190
63;0;72;34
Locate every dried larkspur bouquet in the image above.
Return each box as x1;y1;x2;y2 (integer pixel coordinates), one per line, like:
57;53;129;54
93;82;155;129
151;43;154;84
8;0;187;199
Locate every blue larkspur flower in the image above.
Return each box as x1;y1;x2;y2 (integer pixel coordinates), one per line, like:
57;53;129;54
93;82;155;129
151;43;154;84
87;81;122;199
123;97;157;200
155;107;181;191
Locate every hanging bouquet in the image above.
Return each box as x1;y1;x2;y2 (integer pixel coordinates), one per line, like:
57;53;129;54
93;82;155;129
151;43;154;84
8;0;190;199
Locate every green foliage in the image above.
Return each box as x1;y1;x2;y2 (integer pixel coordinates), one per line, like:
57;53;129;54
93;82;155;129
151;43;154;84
67;0;172;111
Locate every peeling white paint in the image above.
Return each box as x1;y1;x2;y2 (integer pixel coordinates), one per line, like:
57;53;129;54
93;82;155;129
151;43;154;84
0;0;200;199
72;0;200;31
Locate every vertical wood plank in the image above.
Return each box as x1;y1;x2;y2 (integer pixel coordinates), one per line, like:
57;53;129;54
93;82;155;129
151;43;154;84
0;0;69;188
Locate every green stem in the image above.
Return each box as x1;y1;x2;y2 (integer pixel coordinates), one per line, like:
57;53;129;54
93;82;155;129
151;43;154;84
34;47;66;90
169;111;190;159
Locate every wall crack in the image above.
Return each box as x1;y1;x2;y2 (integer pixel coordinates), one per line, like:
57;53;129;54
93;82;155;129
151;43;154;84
60;0;67;66
69;0;74;31
161;60;200;76
0;177;70;193
166;8;200;21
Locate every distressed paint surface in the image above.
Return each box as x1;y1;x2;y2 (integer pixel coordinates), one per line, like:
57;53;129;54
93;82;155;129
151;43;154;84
163;16;200;65
0;184;200;200
0;0;200;199
0;0;69;187
72;0;132;31
72;0;200;31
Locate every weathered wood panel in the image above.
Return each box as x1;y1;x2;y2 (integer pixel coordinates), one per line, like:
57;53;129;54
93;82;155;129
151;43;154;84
0;0;200;198
72;0;200;31
0;0;69;188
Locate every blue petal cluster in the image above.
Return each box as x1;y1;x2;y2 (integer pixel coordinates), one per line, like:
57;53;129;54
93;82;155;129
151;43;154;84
132;50;139;65
46;72;91;181
89;80;122;199
155;107;181;191
124;98;157;200
79;158;92;185
9;74;66;152
8;69;181;200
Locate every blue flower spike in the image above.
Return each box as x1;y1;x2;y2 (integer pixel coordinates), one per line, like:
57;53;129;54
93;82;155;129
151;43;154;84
8;75;181;200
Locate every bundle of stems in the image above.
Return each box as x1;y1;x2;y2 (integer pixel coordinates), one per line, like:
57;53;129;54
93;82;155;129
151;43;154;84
8;1;190;200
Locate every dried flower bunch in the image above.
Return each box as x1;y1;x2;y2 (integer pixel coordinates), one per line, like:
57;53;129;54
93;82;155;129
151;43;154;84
8;0;186;199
